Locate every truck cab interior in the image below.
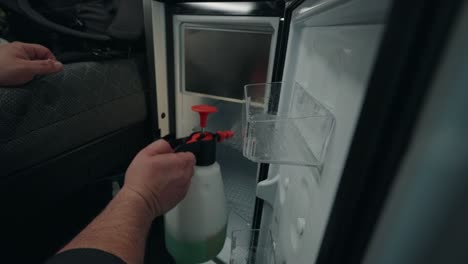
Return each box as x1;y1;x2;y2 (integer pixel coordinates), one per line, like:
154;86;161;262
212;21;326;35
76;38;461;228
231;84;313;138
0;1;155;262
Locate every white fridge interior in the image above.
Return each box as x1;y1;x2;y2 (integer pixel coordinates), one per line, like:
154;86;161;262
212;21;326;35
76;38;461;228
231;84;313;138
171;14;280;248
149;0;392;262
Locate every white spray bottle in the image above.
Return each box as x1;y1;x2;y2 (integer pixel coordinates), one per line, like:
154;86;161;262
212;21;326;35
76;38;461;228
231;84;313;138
164;105;233;264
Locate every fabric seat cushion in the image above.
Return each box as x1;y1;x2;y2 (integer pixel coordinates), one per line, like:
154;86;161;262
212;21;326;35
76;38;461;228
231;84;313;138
0;58;147;175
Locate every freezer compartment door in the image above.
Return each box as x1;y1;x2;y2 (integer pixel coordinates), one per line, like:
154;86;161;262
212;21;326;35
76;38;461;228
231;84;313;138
172;15;280;138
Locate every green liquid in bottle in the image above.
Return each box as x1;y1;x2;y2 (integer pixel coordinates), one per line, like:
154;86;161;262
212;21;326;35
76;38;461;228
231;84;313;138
165;225;227;264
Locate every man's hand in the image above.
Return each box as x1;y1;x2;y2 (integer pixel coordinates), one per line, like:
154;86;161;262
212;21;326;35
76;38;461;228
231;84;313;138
55;140;194;263
123;140;196;219
0;42;63;86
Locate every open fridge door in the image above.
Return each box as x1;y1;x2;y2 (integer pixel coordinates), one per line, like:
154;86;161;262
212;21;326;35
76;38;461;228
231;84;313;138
244;0;464;263
247;0;392;263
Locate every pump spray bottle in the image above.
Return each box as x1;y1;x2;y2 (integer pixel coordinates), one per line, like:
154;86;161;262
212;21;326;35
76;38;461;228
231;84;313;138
164;105;233;264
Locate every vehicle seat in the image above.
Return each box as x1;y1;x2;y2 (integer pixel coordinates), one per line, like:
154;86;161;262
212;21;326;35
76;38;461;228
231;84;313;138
0;57;151;263
0;58;147;175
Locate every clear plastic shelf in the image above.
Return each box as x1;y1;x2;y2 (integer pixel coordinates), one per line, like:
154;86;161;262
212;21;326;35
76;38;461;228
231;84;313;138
230;229;276;264
243;82;335;168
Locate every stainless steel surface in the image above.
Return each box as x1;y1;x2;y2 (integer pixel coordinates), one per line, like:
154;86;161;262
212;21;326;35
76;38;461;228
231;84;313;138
219;144;258;229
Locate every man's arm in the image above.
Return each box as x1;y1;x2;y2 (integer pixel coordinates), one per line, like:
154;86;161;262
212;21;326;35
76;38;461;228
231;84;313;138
48;140;195;264
56;188;154;264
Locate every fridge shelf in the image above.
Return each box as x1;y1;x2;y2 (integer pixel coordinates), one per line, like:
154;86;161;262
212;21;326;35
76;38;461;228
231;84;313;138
243;82;335;168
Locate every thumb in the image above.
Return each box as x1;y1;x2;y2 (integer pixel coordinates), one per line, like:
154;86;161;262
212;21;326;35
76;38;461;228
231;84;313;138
141;140;173;156
22;59;63;75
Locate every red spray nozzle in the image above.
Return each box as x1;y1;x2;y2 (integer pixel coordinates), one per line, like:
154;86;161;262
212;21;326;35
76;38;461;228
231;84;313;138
216;131;234;142
192;105;218;129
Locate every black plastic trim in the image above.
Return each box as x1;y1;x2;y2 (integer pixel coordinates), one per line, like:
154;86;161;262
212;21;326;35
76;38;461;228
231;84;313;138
165;5;177;134
250;163;268;230
271;0;305;82
143;0;161;139
315;0;464;263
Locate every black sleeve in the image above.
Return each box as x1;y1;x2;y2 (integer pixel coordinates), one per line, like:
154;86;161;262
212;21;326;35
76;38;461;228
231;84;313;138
45;248;126;264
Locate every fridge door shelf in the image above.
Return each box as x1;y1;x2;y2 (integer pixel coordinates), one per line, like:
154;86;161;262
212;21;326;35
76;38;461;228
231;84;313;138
230;229;276;264
243;82;335;169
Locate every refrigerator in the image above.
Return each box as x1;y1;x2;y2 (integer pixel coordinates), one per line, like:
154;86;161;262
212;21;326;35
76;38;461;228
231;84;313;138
142;0;464;263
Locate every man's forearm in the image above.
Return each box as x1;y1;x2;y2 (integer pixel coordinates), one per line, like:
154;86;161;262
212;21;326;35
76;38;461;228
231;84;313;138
60;188;157;264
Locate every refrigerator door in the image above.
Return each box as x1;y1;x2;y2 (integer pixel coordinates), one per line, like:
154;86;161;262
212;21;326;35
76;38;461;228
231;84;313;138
254;0;392;263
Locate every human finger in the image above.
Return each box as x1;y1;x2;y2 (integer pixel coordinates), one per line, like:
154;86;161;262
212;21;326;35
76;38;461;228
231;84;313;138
18;42;57;60
21;59;63;75
142;140;174;156
176;152;196;169
185;164;194;180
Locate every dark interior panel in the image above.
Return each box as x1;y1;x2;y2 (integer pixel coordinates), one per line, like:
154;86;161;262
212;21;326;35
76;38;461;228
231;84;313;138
1;122;151;263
